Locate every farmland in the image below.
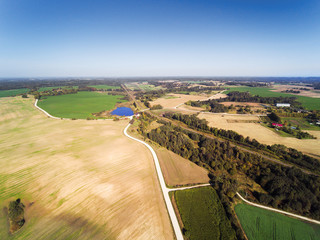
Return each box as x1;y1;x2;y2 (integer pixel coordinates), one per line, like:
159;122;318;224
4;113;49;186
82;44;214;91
0;88;29;97
37;91;127;119
235;204;320;240
198;113;320;156
0;96;173;240
174;186;236;240
125;82;164;91
225;86;320;110
151;93;208;108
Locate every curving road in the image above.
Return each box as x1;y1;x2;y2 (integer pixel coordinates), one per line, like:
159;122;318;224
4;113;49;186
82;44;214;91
236;192;320;225
34;99;61;119
124;123;184;240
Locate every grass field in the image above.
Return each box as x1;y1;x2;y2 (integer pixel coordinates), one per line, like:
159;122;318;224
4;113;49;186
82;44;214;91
0;88;29;97
37;91;127;119
88;85;121;90
174;186;236;240
235;204;320;240
225;86;320;110
0;97;173;239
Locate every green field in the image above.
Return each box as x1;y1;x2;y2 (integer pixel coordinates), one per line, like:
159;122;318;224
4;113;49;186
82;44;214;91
37;91;126;119
88;85;121;90
225;86;320;110
174;186;236;240
0;88;29;98
235;204;320;240
282;117;320;131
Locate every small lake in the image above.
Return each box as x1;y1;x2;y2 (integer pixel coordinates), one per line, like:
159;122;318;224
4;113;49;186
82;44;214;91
111;107;134;116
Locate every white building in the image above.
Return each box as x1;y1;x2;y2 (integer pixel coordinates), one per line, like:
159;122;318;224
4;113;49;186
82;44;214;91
276;103;291;107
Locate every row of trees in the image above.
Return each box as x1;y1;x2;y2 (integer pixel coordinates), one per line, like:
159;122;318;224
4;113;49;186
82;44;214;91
163;112;320;174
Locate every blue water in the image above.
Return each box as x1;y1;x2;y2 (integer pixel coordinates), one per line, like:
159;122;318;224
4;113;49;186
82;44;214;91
111;107;134;116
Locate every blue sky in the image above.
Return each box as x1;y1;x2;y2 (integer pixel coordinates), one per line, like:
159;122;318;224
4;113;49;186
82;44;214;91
0;0;319;77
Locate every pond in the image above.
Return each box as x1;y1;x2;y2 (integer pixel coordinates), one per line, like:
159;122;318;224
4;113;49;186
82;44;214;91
111;107;134;116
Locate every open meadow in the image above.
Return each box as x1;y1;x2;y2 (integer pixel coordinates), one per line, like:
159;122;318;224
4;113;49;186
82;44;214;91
0;97;173;239
235;204;320;240
198;113;320;156
151;93;209;108
225;86;320;110
174;186;236;240
37;91;127;119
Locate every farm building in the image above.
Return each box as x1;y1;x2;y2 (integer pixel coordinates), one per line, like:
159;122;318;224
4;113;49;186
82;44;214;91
276;103;291;107
272;123;283;127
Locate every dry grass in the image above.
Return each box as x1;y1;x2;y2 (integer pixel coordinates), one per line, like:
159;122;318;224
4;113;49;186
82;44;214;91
198;113;320;156
155;147;210;187
0;97;173;240
151;94;208;108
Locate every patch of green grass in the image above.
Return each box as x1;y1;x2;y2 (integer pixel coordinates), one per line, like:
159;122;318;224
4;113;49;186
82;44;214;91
38;91;127;119
235;204;320;240
282;117;320;131
88;85;121;90
225;87;320;110
0;89;29;98
174;186;236;240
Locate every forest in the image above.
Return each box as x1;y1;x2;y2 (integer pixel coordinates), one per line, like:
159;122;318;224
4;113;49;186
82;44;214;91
143;119;320;221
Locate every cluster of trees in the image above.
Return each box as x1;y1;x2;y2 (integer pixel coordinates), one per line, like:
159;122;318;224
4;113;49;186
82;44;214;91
163;112;320;174
223;91;299;105
187;100;229;113
281;90;300;94
150;104;163;110
226;82;268;87
8;198;25;232
144;121;320;220
247;164;320;220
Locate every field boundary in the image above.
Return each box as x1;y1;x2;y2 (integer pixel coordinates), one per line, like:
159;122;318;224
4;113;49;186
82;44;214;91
236;192;320;225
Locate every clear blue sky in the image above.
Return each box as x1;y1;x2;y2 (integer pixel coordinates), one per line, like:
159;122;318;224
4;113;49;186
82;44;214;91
0;0;319;77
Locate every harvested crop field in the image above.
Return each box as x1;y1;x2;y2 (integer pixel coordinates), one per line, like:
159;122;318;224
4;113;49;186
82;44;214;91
151;94;208;108
0;97;173;240
198;113;320;156
235;204;320;240
155;147;209;187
